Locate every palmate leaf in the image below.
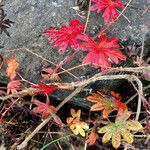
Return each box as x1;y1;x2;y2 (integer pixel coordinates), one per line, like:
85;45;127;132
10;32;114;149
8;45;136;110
6;54;19;80
7;80;21;95
126;120;143;131
33;99;57;119
90;0;125;23
32;83;58;95
120;128;133;144
44;19;85;52
112;130;121;149
67;109;89;137
97;111;143;149
87;93;113;118
78;34;126;72
87;130;97;145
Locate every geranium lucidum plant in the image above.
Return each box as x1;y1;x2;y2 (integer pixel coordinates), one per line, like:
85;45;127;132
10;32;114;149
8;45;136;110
67;109;89;137
98;111;143;149
44;19;85;52
90;0;125;23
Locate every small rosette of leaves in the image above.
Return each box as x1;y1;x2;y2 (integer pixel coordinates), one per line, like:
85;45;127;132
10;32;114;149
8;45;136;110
98;111;143;149
87;91;127;118
67;109;89;137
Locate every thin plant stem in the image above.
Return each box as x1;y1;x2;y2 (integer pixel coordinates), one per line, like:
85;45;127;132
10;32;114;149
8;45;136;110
40;134;74;150
5;47;78;79
93;0;133;39
42;50;79;82
83;0;92;33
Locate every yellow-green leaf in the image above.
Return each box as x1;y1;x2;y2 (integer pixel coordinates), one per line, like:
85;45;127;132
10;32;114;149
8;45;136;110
79;128;85;137
98;125;110;134
102;131;112;143
112;130;121;149
126;120;143;131
121;129;133;144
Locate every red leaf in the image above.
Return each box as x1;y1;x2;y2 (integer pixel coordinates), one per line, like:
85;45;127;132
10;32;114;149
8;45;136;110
33;100;57;119
78;34;126;72
113;99;127;113
87;130;97;145
32;83;57;95
6;55;19;80
91;0;125;23
44;19;85;52
7;80;21;95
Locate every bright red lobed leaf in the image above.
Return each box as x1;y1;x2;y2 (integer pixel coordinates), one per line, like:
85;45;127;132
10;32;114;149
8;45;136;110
78;34;126;72
91;0;125;23
33;100;57;119
7;80;21;95
44;19;85;52
32;83;58;95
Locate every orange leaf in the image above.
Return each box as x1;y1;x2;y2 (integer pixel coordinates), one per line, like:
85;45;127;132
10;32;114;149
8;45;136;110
87;130;97;145
87;92;113;118
90;103;104;111
6;55;19;80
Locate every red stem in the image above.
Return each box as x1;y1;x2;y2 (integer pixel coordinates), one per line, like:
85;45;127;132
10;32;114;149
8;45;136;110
42;50;79;82
93;21;114;39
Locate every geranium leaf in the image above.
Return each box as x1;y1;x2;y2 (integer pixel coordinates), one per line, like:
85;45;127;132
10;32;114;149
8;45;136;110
32;83;57;95
7;80;21;95
87;92;113;118
33;99;57;119
121;129;133;144
44;19;85;52
90;103;104;111
102;131;113;143
78;34;126;72
6;55;19;80
126;120;143;131
87;130;97;145
112;130;121;149
97;111;143;149
67;109;89;137
90;0;125;23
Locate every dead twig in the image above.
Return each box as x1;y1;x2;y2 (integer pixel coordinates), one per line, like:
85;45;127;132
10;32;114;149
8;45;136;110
17;86;85;150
